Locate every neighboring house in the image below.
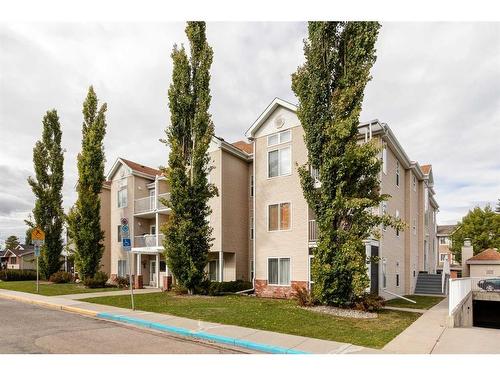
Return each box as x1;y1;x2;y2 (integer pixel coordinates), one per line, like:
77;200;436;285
99;97;439;299
436;224;461;278
465;248;500;278
0;244;36;270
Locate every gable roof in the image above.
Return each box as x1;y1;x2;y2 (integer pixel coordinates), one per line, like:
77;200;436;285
421;164;432;175
232;141;253;154
437;225;457;236
245;97;298;138
467;248;500;263
106;157;162;181
3;246;34;257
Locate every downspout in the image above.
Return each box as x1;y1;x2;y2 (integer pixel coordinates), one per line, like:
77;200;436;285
252;139;256;290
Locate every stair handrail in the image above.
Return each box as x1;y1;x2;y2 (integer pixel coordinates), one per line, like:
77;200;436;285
383;289;416;304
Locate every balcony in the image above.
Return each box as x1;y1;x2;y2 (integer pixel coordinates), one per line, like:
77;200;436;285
7;263;20;270
309;220;318;243
134;193;171;214
133;234;165;249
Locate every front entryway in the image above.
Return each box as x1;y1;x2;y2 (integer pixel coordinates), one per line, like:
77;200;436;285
149;260;157;287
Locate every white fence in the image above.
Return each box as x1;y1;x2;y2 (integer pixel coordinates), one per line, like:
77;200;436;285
449;278;472;314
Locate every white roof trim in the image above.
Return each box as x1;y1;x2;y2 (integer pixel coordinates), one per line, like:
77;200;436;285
245;98;297;138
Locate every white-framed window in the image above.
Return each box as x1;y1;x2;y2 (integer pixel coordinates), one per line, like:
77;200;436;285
381;202;387;231
250;175;254;197
439;237;447;245
118;259;127;277
382;143;387;174
413;218;417;235
308;255;314;286
208;260;219;281
439;253;448;262
267;129;291;147
395;210;400;237
396;161;400;187
412;175;417;191
268;257;290;286
250;216;254;240
117;187;128;208
268;146;291;178
268;202;291;231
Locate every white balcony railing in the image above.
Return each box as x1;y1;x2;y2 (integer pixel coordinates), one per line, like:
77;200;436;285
134;193;171;214
7;264;20;270
309;220;318;242
133;234;165;248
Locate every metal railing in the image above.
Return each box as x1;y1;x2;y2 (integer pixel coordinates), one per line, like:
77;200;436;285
309;220;318;242
133;234;165;248
134;193;171;214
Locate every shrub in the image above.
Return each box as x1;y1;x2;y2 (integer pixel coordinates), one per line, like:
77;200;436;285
114;276;129;288
353;294;385;312
208;280;253;296
49;271;73;284
83;271;109;289
0;269;37;281
292;284;316;307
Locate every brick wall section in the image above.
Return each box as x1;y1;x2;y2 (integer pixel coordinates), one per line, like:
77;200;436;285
255;279;307;299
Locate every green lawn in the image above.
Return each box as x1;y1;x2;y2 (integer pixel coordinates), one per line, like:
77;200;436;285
385;295;444;310
0;280;118;296
82;292;420;349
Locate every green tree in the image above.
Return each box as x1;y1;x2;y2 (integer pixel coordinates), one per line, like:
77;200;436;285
5;235;20;250
27;110;65;277
67;86;107;280
451;205;500;262
162;22;217;293
292;22;403;306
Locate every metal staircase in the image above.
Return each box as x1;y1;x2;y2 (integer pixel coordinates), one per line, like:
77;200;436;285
415;273;446;295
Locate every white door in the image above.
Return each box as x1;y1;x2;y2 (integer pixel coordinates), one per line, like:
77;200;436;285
149;260;156;287
149;189;156;210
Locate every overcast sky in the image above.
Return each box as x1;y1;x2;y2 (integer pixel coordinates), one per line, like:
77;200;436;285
0;22;499;242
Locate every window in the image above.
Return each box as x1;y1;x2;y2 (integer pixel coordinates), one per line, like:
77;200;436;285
267;129;291;147
268;146;291;178
250;175;254;197
118;260;127;277
268;257;290;285
382;259;387;289
412;218;417;235
439;253;448;262
250;260;254;281
117;225;122;242
150;225;156;235
308;255;314;285
396;161;400;187
381;202;387;231
440;237;447;245
382;143;387;174
159;261;166;272
208;260;219;281
268;203;291;231
117;188;127;208
396;274;400;287
395;210;400;237
250;217;254;240
412;175;417;191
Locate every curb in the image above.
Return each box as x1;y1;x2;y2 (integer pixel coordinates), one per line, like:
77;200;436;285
96;312;309;354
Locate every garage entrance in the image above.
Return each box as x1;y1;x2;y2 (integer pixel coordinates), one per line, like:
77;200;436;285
473;300;500;329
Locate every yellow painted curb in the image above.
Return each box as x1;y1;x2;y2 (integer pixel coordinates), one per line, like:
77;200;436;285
0;292;97;317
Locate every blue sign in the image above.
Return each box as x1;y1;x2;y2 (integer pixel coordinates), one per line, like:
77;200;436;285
121;224;129;234
34;244;40;257
122;238;131;252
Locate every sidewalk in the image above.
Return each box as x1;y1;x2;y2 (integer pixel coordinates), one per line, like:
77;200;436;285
382;297;448;354
59;288;161;300
0;289;380;355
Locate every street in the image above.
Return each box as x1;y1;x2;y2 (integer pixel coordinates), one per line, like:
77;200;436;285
0;299;243;354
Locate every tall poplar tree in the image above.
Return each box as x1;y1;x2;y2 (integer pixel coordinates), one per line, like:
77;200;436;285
162;22;217;293
292;22;403;305
67;87;107;279
27;110;65;277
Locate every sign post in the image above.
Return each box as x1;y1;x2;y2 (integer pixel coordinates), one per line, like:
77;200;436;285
121;218;134;310
31;227;45;294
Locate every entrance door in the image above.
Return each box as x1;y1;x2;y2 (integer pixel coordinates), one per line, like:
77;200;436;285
370;245;379;295
149;260;156;287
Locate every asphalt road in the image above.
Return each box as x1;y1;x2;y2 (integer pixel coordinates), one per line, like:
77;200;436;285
0;299;243;354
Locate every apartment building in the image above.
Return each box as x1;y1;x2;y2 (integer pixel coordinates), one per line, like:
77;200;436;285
245;98;439;299
99;97;438;299
436;224;460;278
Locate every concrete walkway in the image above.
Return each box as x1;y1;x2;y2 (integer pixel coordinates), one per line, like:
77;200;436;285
383;306;428;314
383;297;448;353
60;288;161;300
0;289;379;355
